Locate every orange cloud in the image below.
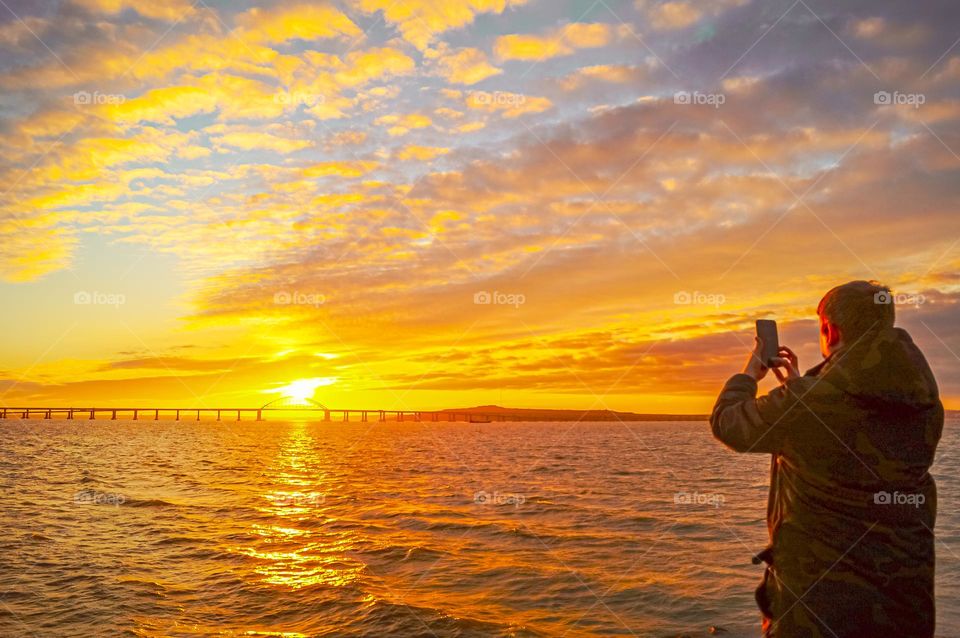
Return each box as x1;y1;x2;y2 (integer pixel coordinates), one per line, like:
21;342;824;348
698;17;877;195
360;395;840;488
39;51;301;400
330;47;416;87
0;223;76;282
494;22;614;61
396;146;451;161
302;161;379;178
71;0;197;20
235;3;361;44
637;0;702;30
465;91;553;118
354;0;530;50
375;113;434;136
558;64;645;91
212;131;313;153
431;46;502;85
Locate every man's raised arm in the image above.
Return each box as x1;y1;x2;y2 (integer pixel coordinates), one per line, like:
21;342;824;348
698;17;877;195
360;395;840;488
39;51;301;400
710;338;801;453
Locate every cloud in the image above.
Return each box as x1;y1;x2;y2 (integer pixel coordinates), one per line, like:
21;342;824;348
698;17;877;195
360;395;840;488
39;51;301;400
0;15;52;49
329;47;416;87
235;3;361;44
105;85;220;125
396;146;451;161
494;22;614;61
353;0;530;50
456;120;486;133
0;224;77;282
375;113;434;136
212;131;313;153
642;1;702;30
70;0;197;20
434;107;464;120
431;46;502;85
302;161;379;178
0;3;362;90
557;64;647;91
465;91;553;118
326;130;368;147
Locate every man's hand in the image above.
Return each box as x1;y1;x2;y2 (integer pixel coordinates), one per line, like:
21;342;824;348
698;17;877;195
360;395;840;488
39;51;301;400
743;337;769;381
771;346;801;384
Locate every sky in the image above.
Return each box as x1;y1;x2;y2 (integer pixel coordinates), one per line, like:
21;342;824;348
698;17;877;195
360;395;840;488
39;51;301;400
1;0;959;412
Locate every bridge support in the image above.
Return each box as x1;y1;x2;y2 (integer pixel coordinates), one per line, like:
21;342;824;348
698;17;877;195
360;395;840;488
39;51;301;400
175;409;180;421
89;409;95;420
133;409;138;420
155;409;159;420
324;410;330;421
67;409;73;420
216;410;221;421
361;411;368;422
343;410;349;422
256;409;262;421
379;410;385;422
196;410;200;421
236;410;241;421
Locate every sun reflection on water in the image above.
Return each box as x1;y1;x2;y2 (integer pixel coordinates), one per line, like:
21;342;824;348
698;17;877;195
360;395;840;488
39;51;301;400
237;423;365;590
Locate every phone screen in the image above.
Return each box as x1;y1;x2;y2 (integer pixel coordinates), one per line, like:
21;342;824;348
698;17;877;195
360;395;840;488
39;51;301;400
756;320;779;367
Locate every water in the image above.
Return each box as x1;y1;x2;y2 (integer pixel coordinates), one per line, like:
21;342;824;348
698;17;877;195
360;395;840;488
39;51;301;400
0;419;957;637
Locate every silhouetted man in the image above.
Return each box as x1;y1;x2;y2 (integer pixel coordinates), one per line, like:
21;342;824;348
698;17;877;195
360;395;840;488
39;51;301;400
711;281;942;637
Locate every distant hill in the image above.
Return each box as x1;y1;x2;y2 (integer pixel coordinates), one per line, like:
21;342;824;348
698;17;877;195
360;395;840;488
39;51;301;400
439;405;708;422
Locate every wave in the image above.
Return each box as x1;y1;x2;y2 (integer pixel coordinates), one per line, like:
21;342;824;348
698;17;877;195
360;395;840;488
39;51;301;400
121;498;176;508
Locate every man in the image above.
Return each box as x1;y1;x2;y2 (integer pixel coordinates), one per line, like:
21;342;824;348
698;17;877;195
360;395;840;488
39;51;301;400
711;281;942;637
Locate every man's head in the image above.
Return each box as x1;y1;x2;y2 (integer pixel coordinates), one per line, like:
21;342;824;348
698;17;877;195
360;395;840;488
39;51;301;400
816;280;895;358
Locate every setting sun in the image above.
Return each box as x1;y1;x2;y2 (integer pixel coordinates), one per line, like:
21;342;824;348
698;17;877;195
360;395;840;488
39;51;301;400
275;378;336;403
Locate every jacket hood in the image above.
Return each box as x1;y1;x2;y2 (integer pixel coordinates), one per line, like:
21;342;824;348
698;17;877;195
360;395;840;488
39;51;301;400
818;326;940;409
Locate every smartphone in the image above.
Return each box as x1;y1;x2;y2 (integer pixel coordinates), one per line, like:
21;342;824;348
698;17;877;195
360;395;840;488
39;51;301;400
756;320;779;367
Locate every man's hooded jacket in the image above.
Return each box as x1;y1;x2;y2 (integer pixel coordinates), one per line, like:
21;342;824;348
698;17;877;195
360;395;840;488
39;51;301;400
711;325;942;637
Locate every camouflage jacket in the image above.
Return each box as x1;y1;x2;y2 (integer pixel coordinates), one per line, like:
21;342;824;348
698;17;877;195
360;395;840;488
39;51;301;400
711;326;942;637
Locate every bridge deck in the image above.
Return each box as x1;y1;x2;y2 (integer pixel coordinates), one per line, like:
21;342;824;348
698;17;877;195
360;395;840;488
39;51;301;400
0;407;505;422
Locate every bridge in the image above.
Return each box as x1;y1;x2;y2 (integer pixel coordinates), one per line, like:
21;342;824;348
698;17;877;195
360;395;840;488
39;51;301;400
0;398;506;423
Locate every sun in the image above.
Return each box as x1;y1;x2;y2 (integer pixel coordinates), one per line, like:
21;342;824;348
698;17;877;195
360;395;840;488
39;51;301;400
276;377;335;403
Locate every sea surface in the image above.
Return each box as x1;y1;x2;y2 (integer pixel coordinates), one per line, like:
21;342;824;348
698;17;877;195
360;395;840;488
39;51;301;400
0;418;957;637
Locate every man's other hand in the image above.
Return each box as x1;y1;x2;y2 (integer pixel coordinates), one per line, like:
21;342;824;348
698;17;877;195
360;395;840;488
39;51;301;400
771;346;801;384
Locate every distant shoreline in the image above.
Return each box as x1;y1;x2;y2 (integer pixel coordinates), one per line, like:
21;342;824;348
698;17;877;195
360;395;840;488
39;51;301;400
440;405;709;422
